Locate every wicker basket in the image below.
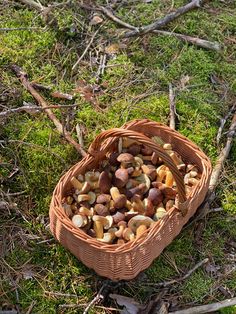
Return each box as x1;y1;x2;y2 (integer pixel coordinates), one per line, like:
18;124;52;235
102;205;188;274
50;119;212;281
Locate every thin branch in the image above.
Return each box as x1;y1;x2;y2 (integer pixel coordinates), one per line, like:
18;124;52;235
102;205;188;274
0;104;80;118
123;0;205;37
216;104;236;145
11;65;87;157
75;124;84;148
169;83;176;130
170;296;236;314
209;110;236;194
145;258;209;287
72;28;100;71
83;285;105;314
98;5;137;30
153;30;221;51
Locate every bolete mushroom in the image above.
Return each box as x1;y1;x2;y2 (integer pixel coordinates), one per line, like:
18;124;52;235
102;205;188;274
79;206;94;216
92;215;113;229
96;194;111;204
110;187;127;209
94;204;109;216
165;170;174;187
85;171;100;189
131;194;145;214
63;203;73;217
113;168;129;188
123;227;135;241
115;221;127;237
127;143;141;156
70;176;83;190
99;171;112;193
77;191;96;204
128;215;154;233
93;220;104;239
143;198;155;217
136;224;148;238
117;153;134;168
147;188;163;206
72;214;88;228
99;228;117;243
112;211;126;224
135;174;151;193
153;207;167;221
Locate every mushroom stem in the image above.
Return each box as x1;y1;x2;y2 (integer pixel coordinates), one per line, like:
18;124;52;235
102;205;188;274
70;177;83;190
94;220;104;239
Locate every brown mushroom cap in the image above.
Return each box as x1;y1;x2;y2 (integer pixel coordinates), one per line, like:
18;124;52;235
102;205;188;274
143;198;155;217
161;187;177;200
117;153;134;165
127;144;141;156
113;168;129;188
94;204;109;216
126;183;146;199
128;215;154;233
114;194;127;209
148;188;163;206
96;194;111;204
99;171;112;194
141;164;157;181
141;146;153;156
112;211;126;224
108;152;120;166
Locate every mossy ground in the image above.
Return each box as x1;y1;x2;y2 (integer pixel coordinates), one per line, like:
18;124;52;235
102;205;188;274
0;0;236;313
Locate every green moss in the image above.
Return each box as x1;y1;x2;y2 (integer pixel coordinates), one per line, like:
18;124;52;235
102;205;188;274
181;271;214;303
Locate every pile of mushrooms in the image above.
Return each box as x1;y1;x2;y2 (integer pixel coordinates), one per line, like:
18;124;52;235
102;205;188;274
62;136;201;244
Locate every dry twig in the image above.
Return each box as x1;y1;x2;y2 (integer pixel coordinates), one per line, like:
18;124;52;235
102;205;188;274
170;296;236;314
153;30;221;51
169;83;176;130
11;65;86;157
123;0;205;37
145;258;209;287
216;104;236;145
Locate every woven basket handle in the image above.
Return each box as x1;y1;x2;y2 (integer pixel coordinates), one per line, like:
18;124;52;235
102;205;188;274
88;128;187;215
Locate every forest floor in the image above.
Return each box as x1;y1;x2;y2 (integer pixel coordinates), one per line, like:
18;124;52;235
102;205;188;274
0;0;236;313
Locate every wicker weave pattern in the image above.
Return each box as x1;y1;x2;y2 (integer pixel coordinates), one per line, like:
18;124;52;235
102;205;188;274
50;119;212;280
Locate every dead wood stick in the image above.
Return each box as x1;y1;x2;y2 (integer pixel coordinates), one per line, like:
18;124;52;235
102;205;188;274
170;296;236;314
83;285;105;314
169;83;176;130
186;109;236;224
11;65;87;157
153;30;221;51
216;104;236;145
72;28;100;71
145;258;209;287
98;5;137;30
208;111;236;194
0;104;79;118
123;0;205;37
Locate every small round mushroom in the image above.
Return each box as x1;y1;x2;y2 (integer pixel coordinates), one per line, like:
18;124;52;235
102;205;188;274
79;206;94;216
99;171;112;193
123;227;135;241
77;181;91;194
115;221;127;237
141;165;157;181
77;191;96;204
85;171;100;189
128;215;154;233
148;188;163;206
117;153;134;168
96;194;111;204
66;196;74;205
187;177;199;186
72;214;88;228
170;152;183;166
126;183;146;199
110;187;127;209
94;204;109;216
112;211;126;224
127;143;141;156
125;210;139;221
113;168;129;188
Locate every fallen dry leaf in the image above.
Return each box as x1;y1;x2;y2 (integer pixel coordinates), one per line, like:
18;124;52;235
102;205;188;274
90;14;103;25
51;91;73;100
